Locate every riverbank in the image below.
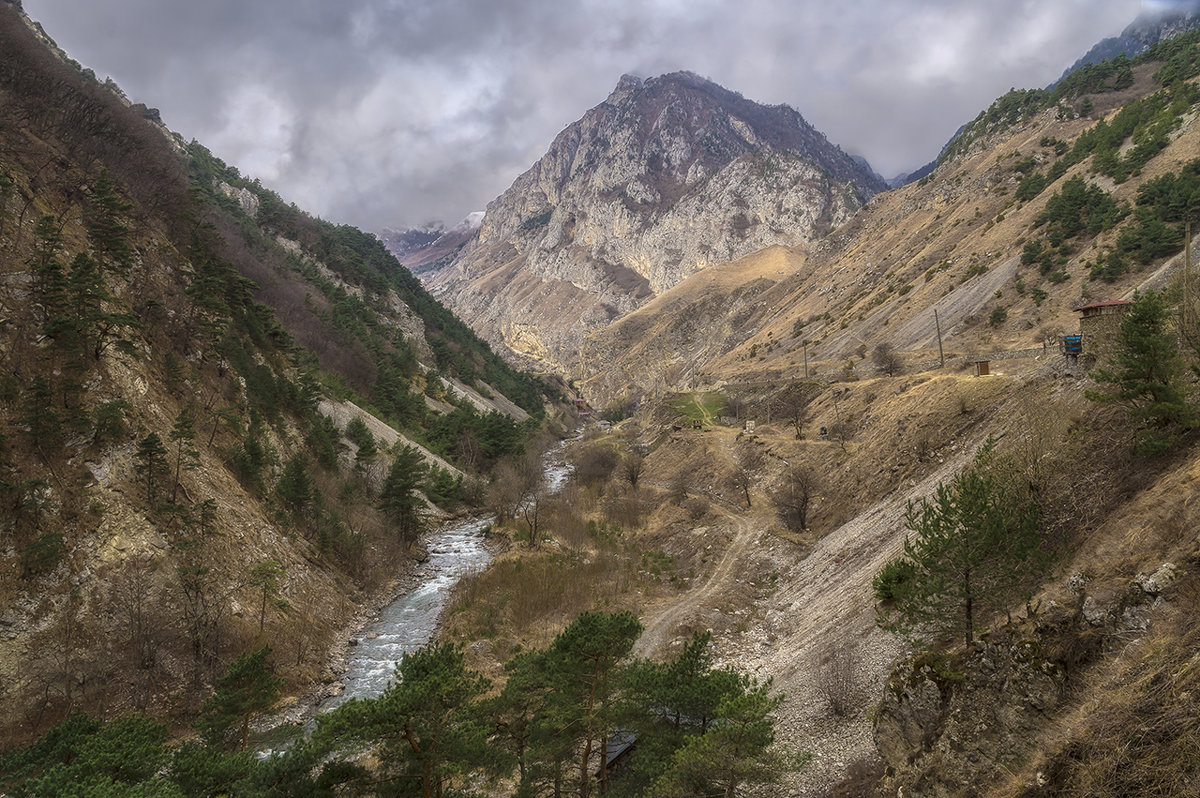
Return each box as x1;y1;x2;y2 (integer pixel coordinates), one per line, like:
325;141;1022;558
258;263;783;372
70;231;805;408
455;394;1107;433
259;513;506;732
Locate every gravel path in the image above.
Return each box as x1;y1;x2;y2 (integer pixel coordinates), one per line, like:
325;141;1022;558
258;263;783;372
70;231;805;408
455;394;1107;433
634;497;758;658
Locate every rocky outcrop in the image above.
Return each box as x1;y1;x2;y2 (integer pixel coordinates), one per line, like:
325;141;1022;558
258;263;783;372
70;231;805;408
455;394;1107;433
874;569;1181;797
422;71;886;375
218;181;260;218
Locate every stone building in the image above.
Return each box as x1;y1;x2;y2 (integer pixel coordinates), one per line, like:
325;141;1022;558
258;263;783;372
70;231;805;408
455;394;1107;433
1074;300;1132;364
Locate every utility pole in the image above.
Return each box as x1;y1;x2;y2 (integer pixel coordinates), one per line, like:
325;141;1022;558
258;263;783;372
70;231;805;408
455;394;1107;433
803;339;810;379
934;309;945;368
1186;219;1192;335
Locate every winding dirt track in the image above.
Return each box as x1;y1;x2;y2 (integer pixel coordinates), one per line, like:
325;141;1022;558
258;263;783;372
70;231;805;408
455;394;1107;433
634;498;759;658
632;429;983;794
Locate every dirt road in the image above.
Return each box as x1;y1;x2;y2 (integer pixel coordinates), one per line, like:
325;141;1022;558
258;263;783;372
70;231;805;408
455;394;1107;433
634;497;762;658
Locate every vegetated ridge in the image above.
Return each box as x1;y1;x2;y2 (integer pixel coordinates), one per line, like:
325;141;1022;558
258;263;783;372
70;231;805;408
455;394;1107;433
0;0;554;746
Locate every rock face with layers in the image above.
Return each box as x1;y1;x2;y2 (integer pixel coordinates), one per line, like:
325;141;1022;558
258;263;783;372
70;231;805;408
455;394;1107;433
420;71;887;375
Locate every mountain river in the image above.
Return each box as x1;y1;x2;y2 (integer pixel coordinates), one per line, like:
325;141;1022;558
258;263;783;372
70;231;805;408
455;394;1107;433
318;453;572;711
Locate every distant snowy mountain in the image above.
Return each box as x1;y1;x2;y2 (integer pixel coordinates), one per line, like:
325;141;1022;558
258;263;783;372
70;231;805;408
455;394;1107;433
380;212;483;275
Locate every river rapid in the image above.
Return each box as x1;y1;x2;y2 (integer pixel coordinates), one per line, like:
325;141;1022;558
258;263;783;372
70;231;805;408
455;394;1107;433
317;452;573;712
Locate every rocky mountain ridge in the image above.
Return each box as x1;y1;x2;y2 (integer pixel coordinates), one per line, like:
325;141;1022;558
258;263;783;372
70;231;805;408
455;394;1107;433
379;211;483;278
407;71;887;376
1060;0;1200;78
579;38;1200;408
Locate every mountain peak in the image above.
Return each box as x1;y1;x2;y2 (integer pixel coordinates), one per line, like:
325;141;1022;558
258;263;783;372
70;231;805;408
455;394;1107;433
607;72;645;103
417;71;887;374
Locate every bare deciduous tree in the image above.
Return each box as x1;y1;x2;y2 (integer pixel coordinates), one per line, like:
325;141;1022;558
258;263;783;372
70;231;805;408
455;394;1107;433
731;442;765;508
486;459;526;524
620;453;645;491
110;555;166;710
817;641;864;717
573;443;619;488
873;343;903;377
773;381;821;439
773;464;818;531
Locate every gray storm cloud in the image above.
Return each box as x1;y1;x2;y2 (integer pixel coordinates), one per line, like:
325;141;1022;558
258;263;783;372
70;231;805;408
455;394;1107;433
22;0;1141;231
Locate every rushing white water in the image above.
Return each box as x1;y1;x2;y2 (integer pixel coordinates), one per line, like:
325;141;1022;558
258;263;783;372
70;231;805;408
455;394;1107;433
318;444;573;711
319;516;494;711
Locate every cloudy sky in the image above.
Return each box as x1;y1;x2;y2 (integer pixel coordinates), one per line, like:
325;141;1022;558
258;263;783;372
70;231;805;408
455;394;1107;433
21;1;1164;232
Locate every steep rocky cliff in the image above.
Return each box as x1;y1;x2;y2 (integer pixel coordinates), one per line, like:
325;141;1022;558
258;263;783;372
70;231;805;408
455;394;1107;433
416;71;886;375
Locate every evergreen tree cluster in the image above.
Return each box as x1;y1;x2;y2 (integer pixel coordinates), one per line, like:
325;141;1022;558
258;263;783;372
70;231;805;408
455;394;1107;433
1088;290;1197;453
945;29;1200;164
187;142;550;423
1021;176;1127;280
1113;158;1200;268
0;613;796;798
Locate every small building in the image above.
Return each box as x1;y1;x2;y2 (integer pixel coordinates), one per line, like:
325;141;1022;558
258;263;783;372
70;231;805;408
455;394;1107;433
1063;334;1083;367
1074;300;1133;363
973;359;990;377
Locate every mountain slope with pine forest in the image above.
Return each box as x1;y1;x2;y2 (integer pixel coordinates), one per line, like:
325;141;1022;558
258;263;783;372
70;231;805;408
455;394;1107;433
0;0;555;746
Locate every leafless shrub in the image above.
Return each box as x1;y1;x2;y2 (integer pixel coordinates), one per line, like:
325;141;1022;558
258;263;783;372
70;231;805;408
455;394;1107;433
684;496;710;521
486;458;526;523
830;756;885;797
620;453;645;490
817;640;864;718
730;441;765;508
667;473;690;504
872;343;903;376
572;443;619;488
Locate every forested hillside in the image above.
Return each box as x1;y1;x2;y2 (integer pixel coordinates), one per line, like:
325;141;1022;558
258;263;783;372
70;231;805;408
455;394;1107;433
0;1;552;747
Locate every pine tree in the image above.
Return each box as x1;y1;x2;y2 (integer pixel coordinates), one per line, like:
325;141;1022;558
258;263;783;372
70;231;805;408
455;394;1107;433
66;252;136;361
617;632;746;793
247;560;286;633
315;643;495;797
876;440;1048;646
1089;290;1197;453
195;646;282;751
344;416;376;464
21;377;61;455
134;432;169;506
85;168;133;276
29;215;68;329
651;680;789;798
195;498;219;539
169;408;200;503
545;610;642;797
377;445;427;543
274;454;313;524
